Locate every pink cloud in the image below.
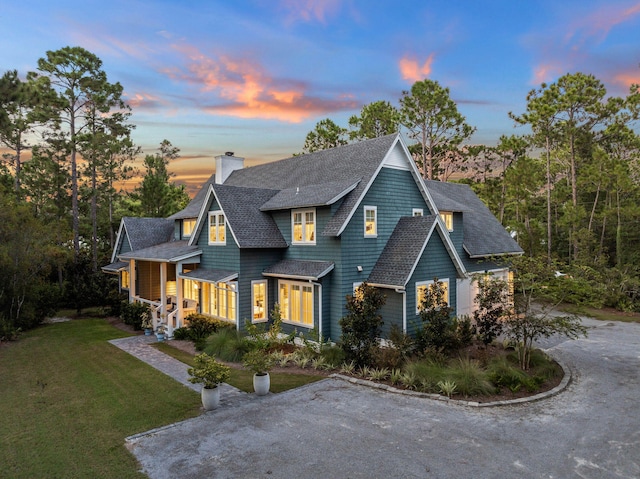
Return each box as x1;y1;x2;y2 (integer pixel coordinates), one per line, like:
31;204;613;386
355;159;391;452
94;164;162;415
613;71;640;88
565;2;640;45
399;54;435;83
162;44;357;122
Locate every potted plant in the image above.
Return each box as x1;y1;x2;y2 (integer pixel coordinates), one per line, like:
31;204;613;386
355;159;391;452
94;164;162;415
243;349;275;396
188;353;231;410
156;324;166;342
141;310;153;336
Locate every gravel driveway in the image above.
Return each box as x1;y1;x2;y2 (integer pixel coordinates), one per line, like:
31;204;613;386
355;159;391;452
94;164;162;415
126;317;640;478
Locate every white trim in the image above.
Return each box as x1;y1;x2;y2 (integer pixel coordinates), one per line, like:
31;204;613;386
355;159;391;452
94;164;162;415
251;280;268;323
208;210;226;245
364;205;377;238
291;208;316;245
278;279;314;329
416;278;450;314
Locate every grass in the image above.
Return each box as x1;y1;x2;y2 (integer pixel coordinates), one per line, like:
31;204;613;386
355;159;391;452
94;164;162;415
0;319;201;479
153;341;325;393
560;303;640;323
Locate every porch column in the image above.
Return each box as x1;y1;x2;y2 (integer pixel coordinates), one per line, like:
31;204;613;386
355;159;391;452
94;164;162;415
176;269;184;327
129;260;136;302
160;262;167;324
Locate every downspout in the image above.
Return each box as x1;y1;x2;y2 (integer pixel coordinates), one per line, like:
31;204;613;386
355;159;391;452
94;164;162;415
311;281;322;341
395;288;407;334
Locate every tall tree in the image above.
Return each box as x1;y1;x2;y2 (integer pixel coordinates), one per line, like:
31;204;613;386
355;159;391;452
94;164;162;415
400;79;475;180
302;118;348;153
0;70;52;196
348;100;400;140
132;140;189;217
31;46;125;263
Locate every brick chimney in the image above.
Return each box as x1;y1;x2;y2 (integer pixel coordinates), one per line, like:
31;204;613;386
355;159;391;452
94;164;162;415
215;151;244;184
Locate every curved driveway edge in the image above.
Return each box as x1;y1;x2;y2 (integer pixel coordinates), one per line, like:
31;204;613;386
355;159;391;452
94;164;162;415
126;317;640;479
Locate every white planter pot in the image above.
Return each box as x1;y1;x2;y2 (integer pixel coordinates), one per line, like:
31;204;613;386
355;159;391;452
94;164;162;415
253;373;270;396
201;386;221;410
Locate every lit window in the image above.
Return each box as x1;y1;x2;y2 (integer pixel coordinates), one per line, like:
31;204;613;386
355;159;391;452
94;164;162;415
182;219;196;238
183;279;199;301
252;281;267;322
416;279;450;314
121;269;130;289
202;281;237;323
292;208;315;244
440;212;453;231
208;211;226;245
279;280;313;327
413;208;423;217
364;206;377;237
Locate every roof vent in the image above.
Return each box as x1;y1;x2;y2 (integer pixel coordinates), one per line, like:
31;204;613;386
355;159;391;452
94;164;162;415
225;151;234;156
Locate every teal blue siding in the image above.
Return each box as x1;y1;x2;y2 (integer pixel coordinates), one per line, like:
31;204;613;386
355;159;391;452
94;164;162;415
405;231;459;337
118;233;131;255
378;290;404;337
336;167;432;339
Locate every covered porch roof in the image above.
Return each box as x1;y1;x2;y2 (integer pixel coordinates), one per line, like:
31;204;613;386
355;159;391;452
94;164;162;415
262;259;335;281
118;240;201;263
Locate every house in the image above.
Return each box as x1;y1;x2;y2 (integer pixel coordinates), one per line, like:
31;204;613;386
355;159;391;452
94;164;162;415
103;134;523;340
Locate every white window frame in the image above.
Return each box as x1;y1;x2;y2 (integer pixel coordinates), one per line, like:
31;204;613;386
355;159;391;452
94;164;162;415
364;205;377;237
202;281;237;323
278;279;314;328
208;211;226;245
440;212;453;231
182;218;196;238
251;280;268;323
413;208;423;217
292;208;316;245
416;278;450;314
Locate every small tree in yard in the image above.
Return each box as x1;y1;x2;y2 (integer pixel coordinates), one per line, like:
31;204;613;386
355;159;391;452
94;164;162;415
416;278;456;351
339;283;386;367
473;274;510;346
504;256;588;370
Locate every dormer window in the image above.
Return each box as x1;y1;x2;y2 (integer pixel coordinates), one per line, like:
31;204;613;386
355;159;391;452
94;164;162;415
292;208;315;245
440;211;453;231
182;218;196;238
364;206;377;237
208;211;226;245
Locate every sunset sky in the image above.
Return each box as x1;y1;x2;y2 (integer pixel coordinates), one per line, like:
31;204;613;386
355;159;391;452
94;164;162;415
1;0;639;191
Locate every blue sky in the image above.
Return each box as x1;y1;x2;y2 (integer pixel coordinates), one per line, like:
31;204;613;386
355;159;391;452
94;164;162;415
1;0;639;189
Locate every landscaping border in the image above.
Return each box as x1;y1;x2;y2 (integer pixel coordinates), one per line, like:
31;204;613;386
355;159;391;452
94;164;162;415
330;350;572;407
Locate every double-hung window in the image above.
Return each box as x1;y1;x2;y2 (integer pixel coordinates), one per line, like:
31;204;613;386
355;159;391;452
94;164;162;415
292;208;315;244
440;212;453;231
416;278;450;314
209;211;226;245
364;206;377;237
279;280;313;327
252;280;267;322
182;218;196;238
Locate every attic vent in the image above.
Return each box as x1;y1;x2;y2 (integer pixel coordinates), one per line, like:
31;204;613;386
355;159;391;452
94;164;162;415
225;151;234;156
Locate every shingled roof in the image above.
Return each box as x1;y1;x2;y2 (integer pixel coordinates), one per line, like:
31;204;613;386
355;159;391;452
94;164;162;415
168;173;216;220
424;180;523;258
118;240;200;262
367;216;438;288
205;184;288;249
223;134;399;236
122;217;174;251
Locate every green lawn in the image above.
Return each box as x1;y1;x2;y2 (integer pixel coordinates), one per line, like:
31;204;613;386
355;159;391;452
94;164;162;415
0;319;201;479
153;342;326;393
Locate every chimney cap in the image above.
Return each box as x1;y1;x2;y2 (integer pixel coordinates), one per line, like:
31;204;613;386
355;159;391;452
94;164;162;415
225;151;234;156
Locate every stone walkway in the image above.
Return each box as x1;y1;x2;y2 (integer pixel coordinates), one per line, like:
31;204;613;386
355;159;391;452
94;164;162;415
109;335;250;406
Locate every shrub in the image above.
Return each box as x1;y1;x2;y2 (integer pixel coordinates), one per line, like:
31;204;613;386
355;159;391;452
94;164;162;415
319;346;345;368
120;302;149;330
473;274;508;346
186;313;234;341
486;356;537;392
415;279;456;352
455;315;475;347
339;283;386;367
0;316;20;341
187;353;231;388
172;327;193;341
448;357;495;397
203;328;250;362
